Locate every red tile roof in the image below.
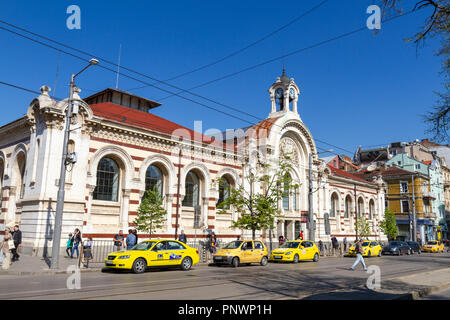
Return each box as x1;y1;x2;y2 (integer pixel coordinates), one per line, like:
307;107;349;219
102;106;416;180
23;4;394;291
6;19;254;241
327;164;373;184
246;117;280;140
90;102;234;150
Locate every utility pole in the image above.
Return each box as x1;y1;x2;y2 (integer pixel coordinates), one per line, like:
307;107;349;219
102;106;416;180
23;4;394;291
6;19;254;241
412;174;417;242
175;148;182;240
308;153;314;242
50;59;98;269
354;184;358;241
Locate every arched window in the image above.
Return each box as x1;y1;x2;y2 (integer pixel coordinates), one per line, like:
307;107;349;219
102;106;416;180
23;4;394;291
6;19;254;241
182;171;199;207
217;176;231;209
369;199;375;220
14;152;26;199
93;157;119;201
330;193;338;217
145;165;163;196
358;198;364;217
344;196;351;218
282;173;291;210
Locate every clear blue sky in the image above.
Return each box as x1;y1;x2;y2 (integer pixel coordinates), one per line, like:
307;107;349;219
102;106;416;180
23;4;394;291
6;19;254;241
0;0;444;156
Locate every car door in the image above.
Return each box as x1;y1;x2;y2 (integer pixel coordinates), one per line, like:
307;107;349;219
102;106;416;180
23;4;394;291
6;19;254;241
166;241;186;265
301;241;313;260
149;241;169;266
240;241;253;263
370;242;378;255
253;241;265;262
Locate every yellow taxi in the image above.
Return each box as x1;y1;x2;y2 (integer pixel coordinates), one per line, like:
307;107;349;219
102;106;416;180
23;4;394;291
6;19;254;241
347;240;382;257
269;240;319;263
422;241;445;253
104;239;200;273
212;240;268;267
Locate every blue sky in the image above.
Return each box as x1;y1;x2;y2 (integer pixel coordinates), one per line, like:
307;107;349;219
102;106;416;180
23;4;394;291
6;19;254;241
0;0;444;156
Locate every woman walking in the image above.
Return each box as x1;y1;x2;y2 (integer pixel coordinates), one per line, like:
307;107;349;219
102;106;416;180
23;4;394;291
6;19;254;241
2;228;12;270
70;228;82;259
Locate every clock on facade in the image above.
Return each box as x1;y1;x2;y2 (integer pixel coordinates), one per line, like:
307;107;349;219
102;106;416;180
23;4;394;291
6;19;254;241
275;88;284;99
289;88;295;100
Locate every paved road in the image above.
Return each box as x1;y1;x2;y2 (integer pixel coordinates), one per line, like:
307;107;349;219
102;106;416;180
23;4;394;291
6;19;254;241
421;287;450;300
1;252;449;300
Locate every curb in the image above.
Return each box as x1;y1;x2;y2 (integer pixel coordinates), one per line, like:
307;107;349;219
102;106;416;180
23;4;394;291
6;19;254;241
393;281;450;300
0;267;103;276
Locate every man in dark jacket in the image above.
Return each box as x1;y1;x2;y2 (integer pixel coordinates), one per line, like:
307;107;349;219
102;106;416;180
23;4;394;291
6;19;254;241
11;225;22;262
178;230;187;244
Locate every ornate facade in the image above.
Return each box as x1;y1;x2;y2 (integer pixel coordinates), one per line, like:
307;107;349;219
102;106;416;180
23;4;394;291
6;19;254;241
0;72;387;256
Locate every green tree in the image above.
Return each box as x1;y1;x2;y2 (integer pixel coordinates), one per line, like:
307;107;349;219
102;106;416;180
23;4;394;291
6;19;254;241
217;155;299;240
134;186;167;239
379;0;449;142
355;217;371;240
379;207;398;240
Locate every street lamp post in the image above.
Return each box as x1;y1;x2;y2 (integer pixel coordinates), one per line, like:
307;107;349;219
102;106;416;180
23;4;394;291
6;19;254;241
50;59;98;269
308;149;333;242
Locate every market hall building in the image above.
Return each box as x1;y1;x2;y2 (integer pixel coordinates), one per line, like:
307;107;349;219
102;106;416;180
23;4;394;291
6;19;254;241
0;71;387;256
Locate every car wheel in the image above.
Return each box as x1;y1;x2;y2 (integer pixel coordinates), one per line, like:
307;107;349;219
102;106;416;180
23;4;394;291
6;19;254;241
313;253;319;262
260;256;268;266
132;258;147;274
293;254;299;263
181;257;192;271
232;257;240;268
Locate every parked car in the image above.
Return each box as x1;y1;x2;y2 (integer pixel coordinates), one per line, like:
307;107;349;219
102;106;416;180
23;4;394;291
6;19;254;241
422;241;445;253
382;241;411;256
212;240;268;267
406;241;421;254
347;241;382;257
104;239;200;273
269;240;319;263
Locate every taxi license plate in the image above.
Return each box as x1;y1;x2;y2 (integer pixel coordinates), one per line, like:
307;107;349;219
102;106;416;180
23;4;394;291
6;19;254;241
215;256;223;260
105;261;114;265
274;255;282;259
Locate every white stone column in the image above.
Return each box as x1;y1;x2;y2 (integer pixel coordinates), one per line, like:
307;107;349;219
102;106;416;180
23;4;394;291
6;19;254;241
85;185;96;233
121;189;131;230
6;186;17;224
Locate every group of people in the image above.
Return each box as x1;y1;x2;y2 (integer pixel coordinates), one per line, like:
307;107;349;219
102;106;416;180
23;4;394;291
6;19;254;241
112;229;139;251
1;225;22;270
65;228;94;266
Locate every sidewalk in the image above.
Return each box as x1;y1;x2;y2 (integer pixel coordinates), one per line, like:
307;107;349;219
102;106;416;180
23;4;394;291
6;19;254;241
0;254;104;276
377;267;450;300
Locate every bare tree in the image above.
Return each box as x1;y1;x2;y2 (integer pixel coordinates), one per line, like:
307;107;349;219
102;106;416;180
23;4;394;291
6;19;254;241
380;0;449;142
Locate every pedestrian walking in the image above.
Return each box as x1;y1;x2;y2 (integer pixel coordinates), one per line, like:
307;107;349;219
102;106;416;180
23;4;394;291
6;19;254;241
331;236;338;256
178;230;187;244
208;232;217;255
126;229;137;250
1;228;13;270
298;231;304;240
82;237;94;268
113;230;125;252
132;229;138;243
66;233;73;257
349;239;367;271
343;237;348;252
318;240;324;256
70;228;82;259
11;225;22;262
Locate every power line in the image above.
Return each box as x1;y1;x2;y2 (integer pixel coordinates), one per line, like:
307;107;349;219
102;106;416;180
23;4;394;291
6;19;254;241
126;0;330;92
154;8;418;102
0;8;418;157
0;23;356;155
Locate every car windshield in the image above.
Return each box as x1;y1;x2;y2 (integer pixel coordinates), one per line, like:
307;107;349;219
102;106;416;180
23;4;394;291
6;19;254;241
223;241;243;249
129;241;156;251
389;241;399;246
361;242;369;247
280;242;300;249
428;241;438;245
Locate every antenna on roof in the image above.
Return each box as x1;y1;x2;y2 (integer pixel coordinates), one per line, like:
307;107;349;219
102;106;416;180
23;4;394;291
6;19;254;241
115;43;122;89
53;52;61;99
